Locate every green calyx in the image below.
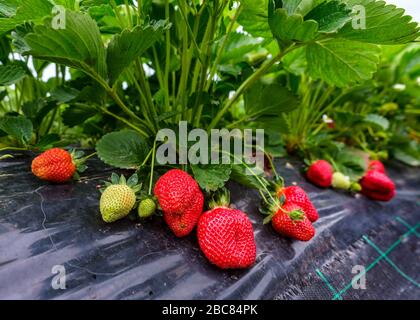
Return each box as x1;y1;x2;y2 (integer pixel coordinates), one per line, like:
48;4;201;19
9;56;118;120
208;187;231;210
262;198;282;225
267;176;285;196
69;149;97;180
102;172;142;193
288;209;305;221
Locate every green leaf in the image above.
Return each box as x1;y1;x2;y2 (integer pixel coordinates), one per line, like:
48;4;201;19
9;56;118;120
23;11;107;80
0;0;53;35
269;8;318;42
34;133;61;150
0;90;6;102
282;46;307;75
335;149;367;180
305;0;352;33
282;0;325;16
0;0;19;18
238;0;272;38
393;142;420;167
191;164;232;192
306;38;381;87
22;99;57;129
244;81;300;117
218;33;263;65
364;114;389;130
50;86;80;103
338;0;420;45
11;22;33;54
265;143;287;157
0;115;33;144
62;104;97;127
230;163;263;190
96;130;150;169
393;46;420;80
0;35;11;63
0;62;27;86
53;0;78;9
107;20;170;85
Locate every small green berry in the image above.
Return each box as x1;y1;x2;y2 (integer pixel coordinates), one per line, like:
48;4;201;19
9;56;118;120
138;198;156;218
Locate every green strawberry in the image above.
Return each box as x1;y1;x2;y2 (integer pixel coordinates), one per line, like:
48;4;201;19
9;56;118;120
138;198;157;218
100;173;141;223
332;172;351;190
350;182;362;192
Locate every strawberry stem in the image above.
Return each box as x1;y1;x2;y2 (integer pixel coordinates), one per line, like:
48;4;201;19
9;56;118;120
80;152;97;162
140;148;153;168
219;150;281;211
148;138;157;195
0;146;28;152
326;156;339;172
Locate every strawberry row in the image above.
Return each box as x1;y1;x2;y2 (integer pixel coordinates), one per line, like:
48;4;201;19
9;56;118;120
306;159;396;202
30;148;319;270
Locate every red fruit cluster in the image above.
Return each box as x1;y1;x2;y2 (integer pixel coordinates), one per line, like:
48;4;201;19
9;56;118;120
155;170;256;269
272;203;315;241
306;160;333;188
270;185;317;241
154;169;204;237
197;207;256;269
277;186;319;222
31;148;76;183
360;162;395;201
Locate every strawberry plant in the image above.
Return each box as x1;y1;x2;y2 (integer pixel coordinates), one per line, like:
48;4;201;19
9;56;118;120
0;0;418;175
0;0;418;196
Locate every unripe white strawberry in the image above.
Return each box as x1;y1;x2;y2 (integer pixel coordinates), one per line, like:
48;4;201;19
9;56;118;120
99;173;142;223
332;172;351;190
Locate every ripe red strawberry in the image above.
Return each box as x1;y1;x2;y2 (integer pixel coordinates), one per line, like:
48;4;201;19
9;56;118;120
360;170;396;202
271;203;315;241
154;169;204;237
307;160;333;188
368;160;386;174
31;148;76;183
197;206;256;269
277;186;319;222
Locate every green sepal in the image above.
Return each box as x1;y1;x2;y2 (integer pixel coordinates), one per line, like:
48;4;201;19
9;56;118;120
111;172;119;184
103;173;143;197
131;184;143;193
288;209;305;221
208;187;231;209
127;173;139;187
77;164;87;173
72;171;80;181
263;214;274;225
